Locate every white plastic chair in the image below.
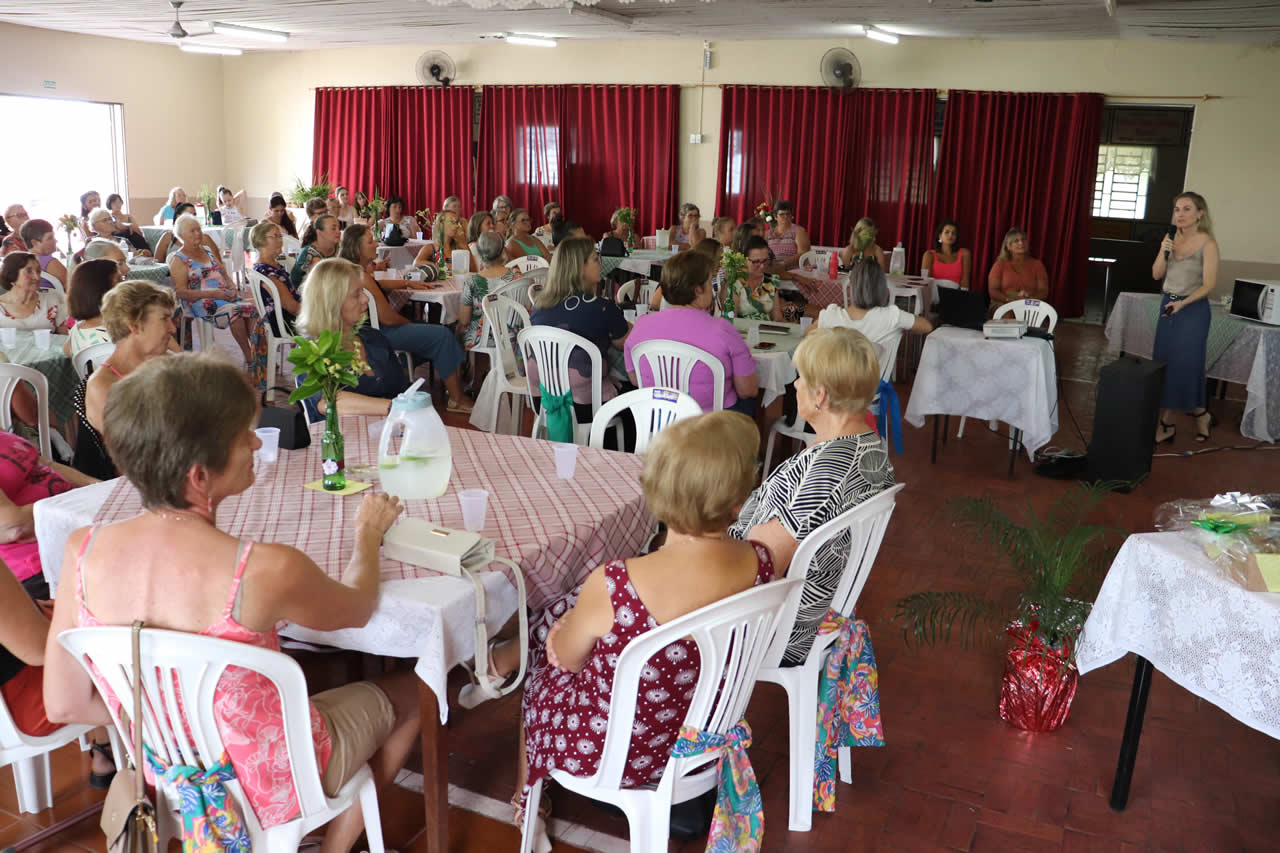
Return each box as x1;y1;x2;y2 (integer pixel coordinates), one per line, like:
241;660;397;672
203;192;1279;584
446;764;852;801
757;483;904;832
889;284;923;317
526;282;544;307
58;626;385;853
933;278;960;291
616;279;656;307
246;269;294;397
995;298;1059;332
222;225;248;285
72;341;116;381
517;326;603;446
0;364;52;459
519;578;803;853
796;249;834;273
630;339;726;412
477;294;531;435
0;692;106;814
364;303;414;376
587;387;702;454
39;272;66;301
505;255;549;274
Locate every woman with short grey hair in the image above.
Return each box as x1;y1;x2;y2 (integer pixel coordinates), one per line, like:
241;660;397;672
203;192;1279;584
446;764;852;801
457;230;515;351
812;257;931;363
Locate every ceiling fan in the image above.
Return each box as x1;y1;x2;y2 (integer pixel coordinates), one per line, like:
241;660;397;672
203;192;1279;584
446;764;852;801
165;1;241;54
165;1;213;42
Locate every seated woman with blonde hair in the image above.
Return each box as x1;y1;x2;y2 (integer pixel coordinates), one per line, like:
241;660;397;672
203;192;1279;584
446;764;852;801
987;227;1048;307
484;411;776;850
43;353;421;853
839;217;888;272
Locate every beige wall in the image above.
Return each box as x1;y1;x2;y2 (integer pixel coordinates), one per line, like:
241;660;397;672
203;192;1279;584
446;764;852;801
0;22;227;220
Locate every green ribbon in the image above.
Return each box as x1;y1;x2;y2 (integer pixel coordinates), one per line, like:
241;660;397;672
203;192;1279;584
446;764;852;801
539;385;575;443
1191;518;1255;535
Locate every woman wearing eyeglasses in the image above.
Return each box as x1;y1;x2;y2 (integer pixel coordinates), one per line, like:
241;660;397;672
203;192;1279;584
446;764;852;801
726;235;783;321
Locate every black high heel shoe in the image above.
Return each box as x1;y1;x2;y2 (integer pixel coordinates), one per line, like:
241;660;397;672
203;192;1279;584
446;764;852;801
88;740;116;789
1155;421;1176;444
1190;408;1214;442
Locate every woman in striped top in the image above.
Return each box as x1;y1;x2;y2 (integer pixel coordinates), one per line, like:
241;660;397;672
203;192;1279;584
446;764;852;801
728;327;895;664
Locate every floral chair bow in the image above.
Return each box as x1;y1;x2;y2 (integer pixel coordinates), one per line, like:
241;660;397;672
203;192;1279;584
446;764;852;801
671;719;763;853
814;609;885;812
145;747;251;853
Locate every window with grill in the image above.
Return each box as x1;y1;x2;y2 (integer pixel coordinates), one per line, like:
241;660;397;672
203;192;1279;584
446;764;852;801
1093;145;1156;220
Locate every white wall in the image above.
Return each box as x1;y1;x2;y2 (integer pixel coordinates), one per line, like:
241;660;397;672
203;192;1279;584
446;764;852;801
0;22;227;218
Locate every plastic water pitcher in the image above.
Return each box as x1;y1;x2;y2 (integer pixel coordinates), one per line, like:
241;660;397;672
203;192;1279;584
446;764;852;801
451;249;470;279
889;242;906;276
655;228;671;249
377;379;453;500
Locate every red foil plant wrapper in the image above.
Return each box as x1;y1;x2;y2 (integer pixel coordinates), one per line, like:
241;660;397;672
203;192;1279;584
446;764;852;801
998;621;1079;732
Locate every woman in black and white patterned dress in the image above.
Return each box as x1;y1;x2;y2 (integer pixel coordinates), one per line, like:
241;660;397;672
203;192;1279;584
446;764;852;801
728;327;895;664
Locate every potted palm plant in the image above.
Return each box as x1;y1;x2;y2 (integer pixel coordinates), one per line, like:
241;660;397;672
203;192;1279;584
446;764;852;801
892;483;1122;731
289;173;334;208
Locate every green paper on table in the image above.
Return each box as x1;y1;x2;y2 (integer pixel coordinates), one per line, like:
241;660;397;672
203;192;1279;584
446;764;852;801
304;479;372;495
1256;555;1280;593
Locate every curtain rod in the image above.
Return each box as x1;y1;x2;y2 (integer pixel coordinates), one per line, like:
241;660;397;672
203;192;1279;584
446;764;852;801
310;85;1221;99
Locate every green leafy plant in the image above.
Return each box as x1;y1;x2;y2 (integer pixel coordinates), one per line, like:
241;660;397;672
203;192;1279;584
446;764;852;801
57;214;79;254
616;207;636;229
892;483;1124;661
196;184;217;213
287;328;368;408
360;187;387;223
288;172;334;207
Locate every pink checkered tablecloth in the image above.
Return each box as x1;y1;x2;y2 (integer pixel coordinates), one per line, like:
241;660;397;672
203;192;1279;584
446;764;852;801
94;417;655;613
786;271;847;309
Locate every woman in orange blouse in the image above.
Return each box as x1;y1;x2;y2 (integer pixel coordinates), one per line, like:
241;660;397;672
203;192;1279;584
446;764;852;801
987;228;1048;308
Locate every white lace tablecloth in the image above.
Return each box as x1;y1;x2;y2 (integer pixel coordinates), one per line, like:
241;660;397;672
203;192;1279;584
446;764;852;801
1105;292;1278;442
1077;532;1280;741
733;318;801;408
376;239;430;270
903;327;1058;458
385;279;464;325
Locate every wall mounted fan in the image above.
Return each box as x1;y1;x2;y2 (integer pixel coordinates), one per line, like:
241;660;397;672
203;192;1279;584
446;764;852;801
820;47;862;91
416;51;457;86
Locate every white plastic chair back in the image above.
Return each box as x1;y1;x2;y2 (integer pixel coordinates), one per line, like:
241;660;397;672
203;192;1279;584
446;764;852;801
588;387;702;454
58;626;384;853
522;579;803;853
73;341;116;381
505;255;548;274
616;279;656;306
995;298;1058;332
516;325;602;445
224;225;248;282
756;483;904;832
889;284;923;316
476;294;531;434
246;269;294;395
492;275;535;310
0;687;101;814
630;339;726;412
796;249;833;273
526;282;544;307
0;364;51;459
39;271;66;300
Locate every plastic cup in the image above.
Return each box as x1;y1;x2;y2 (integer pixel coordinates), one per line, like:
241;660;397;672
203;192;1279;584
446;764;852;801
623;309;637;324
746;326;761;348
32;329;50;350
254;427;280;464
0;328;15;348
553;443;578;480
800;317;813;332
458;489;489;532
416;232;424;241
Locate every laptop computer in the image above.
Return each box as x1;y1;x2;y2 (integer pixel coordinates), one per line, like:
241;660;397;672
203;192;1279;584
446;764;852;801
937;287;989;331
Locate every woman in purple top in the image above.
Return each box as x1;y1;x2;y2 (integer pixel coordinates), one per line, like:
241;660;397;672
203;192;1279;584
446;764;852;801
625;251;759;415
18;220;67;288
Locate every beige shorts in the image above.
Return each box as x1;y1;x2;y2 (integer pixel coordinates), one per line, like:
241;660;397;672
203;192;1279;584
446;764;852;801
311;681;396;796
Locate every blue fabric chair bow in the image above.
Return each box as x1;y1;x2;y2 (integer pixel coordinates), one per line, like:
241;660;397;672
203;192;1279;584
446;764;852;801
874;378;903;454
671;719;763;853
144;747;252;853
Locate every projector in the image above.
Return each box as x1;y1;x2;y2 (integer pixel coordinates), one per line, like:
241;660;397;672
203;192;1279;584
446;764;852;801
983;318;1028;339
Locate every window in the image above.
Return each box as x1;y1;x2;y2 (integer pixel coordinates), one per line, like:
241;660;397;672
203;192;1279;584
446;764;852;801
725;129;744;196
1093;145;1156;220
0;94;128;225
516;125;560;188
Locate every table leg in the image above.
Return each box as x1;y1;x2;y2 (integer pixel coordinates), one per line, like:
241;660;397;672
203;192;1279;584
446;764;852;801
931;415;939;463
1008;427;1022;477
1110;655;1154;812
1102;267;1113;323
418;680;449;853
942;414;949;446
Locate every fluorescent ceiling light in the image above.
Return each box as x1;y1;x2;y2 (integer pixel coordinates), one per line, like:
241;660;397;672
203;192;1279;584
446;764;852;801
179;42;243;56
505;34;557;47
867;27;899;44
569;3;633;28
845;25;867;37
212;21;289;43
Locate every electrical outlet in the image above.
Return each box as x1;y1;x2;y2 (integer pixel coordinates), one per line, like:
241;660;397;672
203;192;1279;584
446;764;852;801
42;80;56;89
688;133;703;144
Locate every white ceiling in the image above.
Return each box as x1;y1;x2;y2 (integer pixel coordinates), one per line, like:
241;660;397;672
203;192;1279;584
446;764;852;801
3;0;1280;51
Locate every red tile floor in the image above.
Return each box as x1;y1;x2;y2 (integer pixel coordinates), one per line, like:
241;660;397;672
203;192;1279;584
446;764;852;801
4;322;1277;852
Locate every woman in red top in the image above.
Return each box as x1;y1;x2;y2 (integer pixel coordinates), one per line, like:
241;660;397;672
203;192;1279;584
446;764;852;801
921;219;971;289
987;228;1048;307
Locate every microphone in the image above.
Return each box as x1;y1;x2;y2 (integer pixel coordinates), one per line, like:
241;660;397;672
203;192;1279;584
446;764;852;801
1164;224;1177;260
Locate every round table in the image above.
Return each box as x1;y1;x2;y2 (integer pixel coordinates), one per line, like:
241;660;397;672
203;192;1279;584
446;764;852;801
732;318;802;408
125;261;172;286
2;331;76;427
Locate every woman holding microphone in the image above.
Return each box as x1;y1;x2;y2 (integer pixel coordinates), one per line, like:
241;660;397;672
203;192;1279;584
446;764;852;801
1152;192;1218;443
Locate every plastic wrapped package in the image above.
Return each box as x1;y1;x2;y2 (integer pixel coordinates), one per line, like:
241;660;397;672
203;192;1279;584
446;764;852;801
998;625;1078;732
1153;493;1280;590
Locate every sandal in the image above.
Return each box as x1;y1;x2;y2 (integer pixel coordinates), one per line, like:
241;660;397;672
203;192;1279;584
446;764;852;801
1190;408;1214;442
88;741;117;790
512;790;553;853
457;640;520;709
1155;421;1176;444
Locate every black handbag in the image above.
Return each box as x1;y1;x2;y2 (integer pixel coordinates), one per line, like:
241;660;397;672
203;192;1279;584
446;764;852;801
257;387;311;449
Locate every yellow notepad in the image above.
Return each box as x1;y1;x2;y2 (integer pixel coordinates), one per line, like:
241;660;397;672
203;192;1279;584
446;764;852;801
1256;554;1280;593
303;479;372;496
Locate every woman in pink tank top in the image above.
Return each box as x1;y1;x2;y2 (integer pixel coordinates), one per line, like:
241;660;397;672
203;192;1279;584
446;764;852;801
43;353;418;853
921;219;971;289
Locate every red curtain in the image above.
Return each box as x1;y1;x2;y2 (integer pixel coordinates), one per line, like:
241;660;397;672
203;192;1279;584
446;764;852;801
476;86;563;219
931;91;1104;316
715;86;858;247
388;86;474;217
312;88;392;203
561;85;679;238
848;89;936;271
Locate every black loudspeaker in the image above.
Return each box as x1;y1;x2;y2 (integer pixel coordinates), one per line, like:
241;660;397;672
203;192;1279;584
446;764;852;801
1086;356;1167;490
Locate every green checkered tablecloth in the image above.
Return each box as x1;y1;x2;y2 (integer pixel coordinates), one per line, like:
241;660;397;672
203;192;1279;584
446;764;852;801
126;261;172;285
141;223;254;254
1139;294;1244;367
2;332;76;427
601;249;673;277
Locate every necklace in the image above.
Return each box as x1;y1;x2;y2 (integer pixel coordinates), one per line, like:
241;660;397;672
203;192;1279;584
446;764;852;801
148;507;214;525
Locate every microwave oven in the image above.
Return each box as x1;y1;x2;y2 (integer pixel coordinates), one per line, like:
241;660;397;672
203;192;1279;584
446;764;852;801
1230;278;1280;325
